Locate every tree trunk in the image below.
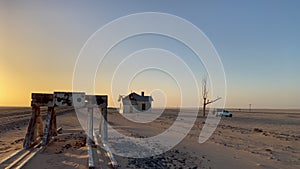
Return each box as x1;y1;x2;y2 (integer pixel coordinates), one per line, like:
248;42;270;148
203;98;206;117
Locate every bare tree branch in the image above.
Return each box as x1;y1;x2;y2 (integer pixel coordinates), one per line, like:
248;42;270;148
206;97;221;105
202;77;208;99
202;77;221;117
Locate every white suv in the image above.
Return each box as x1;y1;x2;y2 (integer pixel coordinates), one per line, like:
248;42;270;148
215;109;233;117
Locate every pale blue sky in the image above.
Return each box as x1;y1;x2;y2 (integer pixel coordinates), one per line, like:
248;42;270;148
1;0;299;108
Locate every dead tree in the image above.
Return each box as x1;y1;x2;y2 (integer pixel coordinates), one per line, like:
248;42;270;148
202;77;221;116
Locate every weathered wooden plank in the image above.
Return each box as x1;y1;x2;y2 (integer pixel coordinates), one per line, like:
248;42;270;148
36;108;43;137
88;108;94;144
86;95;107;108
96;97;108;143
54;92;85;107
32;92;107;107
103;142;118;169
97;95;107;106
23;107;38;149
101;107;108;143
87;144;95;169
88;107;96;169
42;107;54;146
51;108;57;136
31;93;53;106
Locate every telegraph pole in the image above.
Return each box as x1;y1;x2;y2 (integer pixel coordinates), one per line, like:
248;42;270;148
249;104;252;112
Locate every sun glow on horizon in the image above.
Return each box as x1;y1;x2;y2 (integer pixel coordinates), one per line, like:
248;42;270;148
1;1;299;109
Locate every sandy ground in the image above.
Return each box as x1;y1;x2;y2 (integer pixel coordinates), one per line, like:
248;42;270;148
107;109;300;169
24;110;88;169
0;107;88;169
0;107;35;160
0;107;299;169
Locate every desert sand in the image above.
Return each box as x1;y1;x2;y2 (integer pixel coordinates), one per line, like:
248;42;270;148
0;107;299;169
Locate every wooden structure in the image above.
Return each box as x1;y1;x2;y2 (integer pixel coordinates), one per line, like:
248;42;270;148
86;95;108;142
0;91;111;169
85;95;108;168
23;92;108;149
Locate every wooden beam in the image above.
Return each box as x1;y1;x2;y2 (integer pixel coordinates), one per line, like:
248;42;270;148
36;107;43;137
86;95;107;108
51;107;57;136
31;93;53;107
42;107;55;146
54;92;85;107
31;92;107;107
23;107;38;149
88;107;94;144
101;107;108;143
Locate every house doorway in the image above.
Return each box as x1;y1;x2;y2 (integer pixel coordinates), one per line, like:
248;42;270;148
142;103;146;111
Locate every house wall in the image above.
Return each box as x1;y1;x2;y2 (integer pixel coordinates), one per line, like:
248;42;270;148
120;105;132;113
121;99;152;113
121;99;131;113
136;101;151;111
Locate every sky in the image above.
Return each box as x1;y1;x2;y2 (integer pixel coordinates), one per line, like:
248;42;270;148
1;0;299;109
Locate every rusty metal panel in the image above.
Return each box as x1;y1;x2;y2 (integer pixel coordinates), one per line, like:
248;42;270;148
31;93;53;106
54;92;85;107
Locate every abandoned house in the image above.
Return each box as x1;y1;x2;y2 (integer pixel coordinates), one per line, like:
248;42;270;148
118;91;153;113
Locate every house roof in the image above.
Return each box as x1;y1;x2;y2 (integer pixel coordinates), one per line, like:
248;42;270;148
123;92;153;102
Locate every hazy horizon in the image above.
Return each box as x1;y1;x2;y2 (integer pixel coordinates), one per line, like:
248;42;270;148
1;105;300;111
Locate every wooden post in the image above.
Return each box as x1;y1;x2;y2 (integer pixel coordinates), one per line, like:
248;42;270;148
86;95;108;143
23;106;38;148
51;107;57;136
42;107;54;146
36;107;43;137
102;107;108;143
99;108;103;138
88;107;94;144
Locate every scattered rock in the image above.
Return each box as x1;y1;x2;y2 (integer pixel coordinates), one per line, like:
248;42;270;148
256;163;264;166
126;149;202;168
64;143;72;149
57;129;63;134
262;132;269;136
265;148;272;152
11;138;24;145
253;128;263;132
